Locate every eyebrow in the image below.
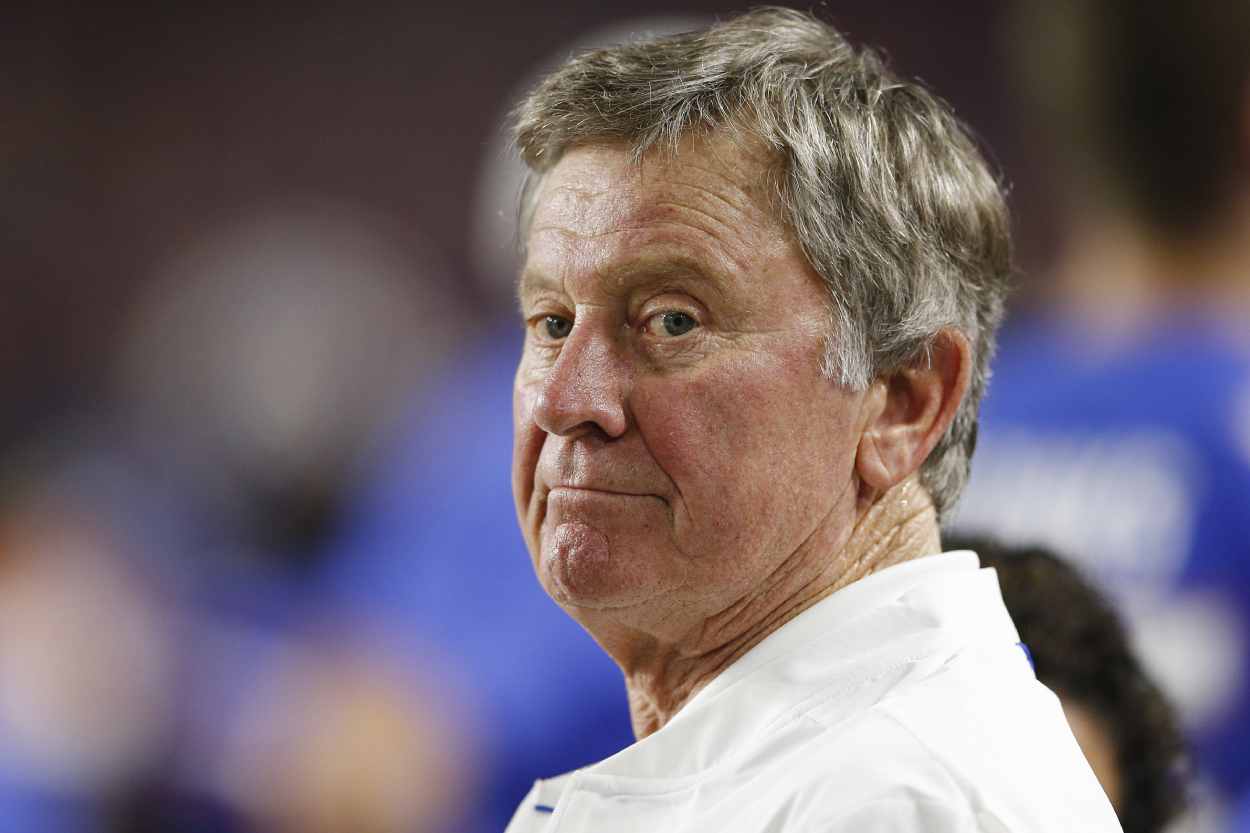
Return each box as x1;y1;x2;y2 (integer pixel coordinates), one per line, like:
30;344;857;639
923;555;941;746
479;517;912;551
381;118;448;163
516;268;566;310
518;255;727;303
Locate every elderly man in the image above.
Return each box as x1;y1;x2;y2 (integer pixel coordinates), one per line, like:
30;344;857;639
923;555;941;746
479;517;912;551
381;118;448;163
505;9;1120;832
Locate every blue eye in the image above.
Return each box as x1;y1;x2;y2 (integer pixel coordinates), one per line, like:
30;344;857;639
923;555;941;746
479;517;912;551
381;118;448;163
543;315;572;340
660;311;695;336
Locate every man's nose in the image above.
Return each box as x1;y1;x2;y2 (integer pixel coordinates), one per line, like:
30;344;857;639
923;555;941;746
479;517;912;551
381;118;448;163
531;322;630;439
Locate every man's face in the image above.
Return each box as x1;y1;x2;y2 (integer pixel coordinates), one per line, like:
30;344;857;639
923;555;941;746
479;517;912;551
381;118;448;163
513;138;871;647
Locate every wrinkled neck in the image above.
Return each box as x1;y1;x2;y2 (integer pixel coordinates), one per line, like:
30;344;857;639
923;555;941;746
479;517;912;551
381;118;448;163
621;474;940;738
836;473;942;594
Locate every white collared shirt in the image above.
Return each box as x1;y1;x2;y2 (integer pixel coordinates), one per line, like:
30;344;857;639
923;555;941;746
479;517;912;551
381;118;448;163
505;552;1123;832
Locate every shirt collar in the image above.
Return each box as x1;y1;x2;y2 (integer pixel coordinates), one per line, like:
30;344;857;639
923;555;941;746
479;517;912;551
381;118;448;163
580;550;1004;783
680;550;982;714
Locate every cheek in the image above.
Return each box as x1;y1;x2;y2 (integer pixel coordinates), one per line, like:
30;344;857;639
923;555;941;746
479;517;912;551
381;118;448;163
635;354;861;523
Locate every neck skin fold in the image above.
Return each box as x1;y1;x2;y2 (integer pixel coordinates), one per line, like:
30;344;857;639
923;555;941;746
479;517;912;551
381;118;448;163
621;473;941;739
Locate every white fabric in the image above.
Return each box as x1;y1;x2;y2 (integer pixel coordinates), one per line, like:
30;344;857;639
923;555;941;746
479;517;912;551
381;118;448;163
505;551;1123;832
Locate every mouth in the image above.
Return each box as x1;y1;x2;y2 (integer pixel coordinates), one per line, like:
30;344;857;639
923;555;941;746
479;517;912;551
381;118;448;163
541;486;667;538
546;484;658;500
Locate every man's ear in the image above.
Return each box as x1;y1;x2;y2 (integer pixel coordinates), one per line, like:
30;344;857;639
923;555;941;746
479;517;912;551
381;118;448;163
856;328;972;491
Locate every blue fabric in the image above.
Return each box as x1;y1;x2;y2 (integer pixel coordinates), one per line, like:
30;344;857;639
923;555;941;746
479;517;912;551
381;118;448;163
315;331;635;833
1231;782;1250;833
952;314;1250;797
0;777;100;833
1017;642;1034;670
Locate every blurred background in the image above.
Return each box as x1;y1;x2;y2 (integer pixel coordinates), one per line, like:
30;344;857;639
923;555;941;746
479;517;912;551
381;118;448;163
0;1;1247;831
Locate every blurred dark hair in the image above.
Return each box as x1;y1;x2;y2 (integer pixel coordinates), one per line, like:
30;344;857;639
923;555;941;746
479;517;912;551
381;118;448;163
946;535;1188;833
1011;0;1250;235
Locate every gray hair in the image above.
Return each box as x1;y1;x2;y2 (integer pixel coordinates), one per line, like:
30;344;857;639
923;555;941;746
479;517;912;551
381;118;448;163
512;7;1011;522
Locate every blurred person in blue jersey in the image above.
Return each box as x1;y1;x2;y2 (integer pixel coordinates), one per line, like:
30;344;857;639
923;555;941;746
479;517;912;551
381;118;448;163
950;0;1250;814
0;204;473;833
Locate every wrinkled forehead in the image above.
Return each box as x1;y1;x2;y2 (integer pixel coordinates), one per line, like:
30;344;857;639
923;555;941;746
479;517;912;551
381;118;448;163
522;139;803;291
520;130;783;244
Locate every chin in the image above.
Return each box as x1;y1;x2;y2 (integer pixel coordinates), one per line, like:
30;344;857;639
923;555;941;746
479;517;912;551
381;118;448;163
537;523;667;612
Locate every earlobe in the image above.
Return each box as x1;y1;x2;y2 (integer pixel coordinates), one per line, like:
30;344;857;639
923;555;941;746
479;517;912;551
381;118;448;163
855;328;972;492
855;377;893;492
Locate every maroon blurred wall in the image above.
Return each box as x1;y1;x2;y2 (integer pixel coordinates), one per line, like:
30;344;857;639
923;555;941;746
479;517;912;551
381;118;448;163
0;0;1034;448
